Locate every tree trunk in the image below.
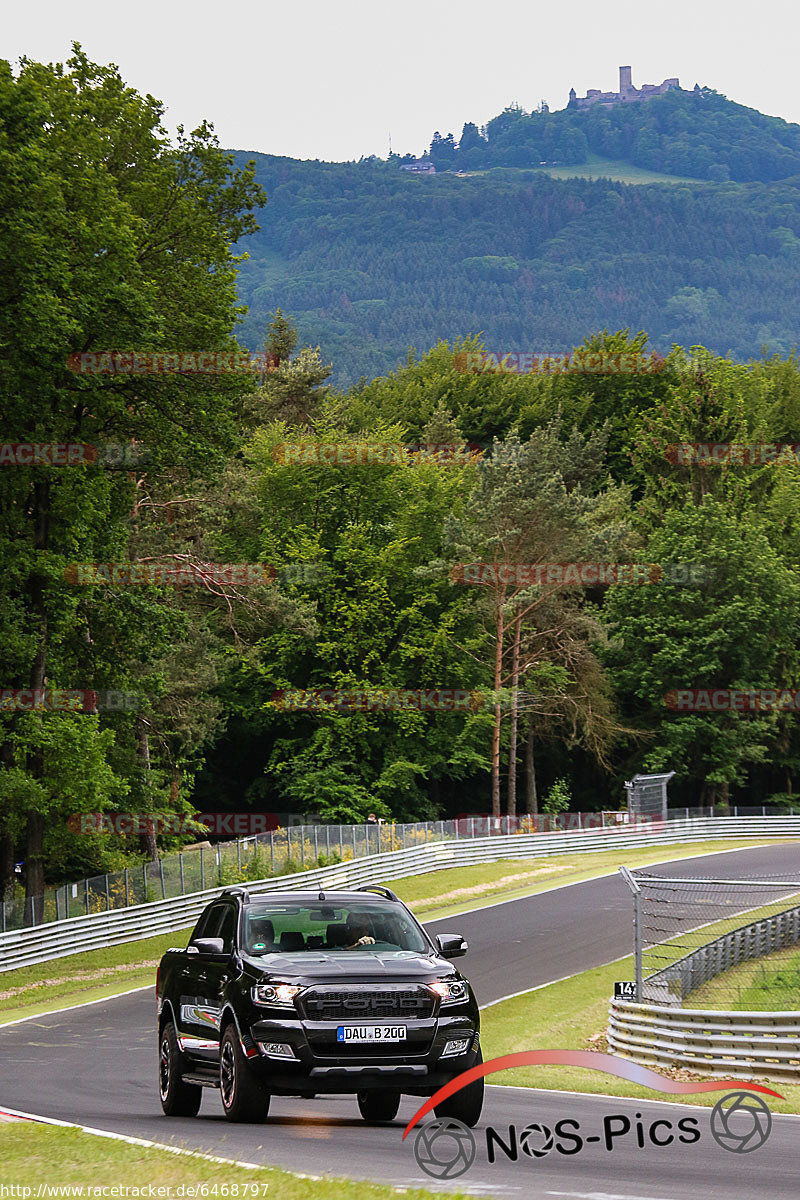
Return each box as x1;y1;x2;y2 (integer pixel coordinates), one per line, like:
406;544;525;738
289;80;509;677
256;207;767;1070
491;592;506;819
137;718;158;862
24;479;51;919
524;720;538;816
25;810;45;924
506;612;521;816
0;830;15;905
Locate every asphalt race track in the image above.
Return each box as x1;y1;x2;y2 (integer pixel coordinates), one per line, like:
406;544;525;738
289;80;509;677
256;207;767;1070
2;843;799;1198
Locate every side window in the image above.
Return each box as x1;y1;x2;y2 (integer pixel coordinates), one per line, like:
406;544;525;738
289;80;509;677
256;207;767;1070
212;905;237;954
190;906;217;944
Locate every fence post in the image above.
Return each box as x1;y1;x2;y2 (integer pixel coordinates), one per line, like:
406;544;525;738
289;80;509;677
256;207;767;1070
619;866;643;1001
270;832;275;874
179;854;185;895
326;826;331;858
353;826;357;861
301;829;306;868
339;826;344;860
216;844;221;884
125;867;129;908
85;878;90;915
1;899;4;934
237;840;241;874
160;858;166;899
105;875;111;911
200;847;205;891
313;825;319;861
390;823;394;853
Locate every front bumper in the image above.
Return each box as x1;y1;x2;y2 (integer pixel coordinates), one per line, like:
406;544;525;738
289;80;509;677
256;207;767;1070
246;1013;479;1095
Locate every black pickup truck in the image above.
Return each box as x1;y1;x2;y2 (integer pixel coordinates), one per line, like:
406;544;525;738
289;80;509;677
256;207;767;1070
156;884;483;1124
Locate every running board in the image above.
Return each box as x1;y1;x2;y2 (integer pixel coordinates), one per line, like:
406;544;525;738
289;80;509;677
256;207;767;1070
181;1072;220;1089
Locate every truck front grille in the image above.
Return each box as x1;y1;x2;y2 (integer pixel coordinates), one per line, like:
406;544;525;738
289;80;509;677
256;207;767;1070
299;984;435;1021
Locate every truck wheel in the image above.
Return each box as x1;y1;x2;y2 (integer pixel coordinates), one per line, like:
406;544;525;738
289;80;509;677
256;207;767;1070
434;1050;484;1128
357;1090;401;1123
219;1025;270;1123
159;1023;202;1117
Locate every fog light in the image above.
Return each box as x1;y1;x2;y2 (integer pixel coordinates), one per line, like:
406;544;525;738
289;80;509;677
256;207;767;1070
258;1041;298;1060
442;1038;471;1057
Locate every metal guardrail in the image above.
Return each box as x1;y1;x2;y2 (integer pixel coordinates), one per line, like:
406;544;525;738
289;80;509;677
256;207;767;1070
608;999;800;1083
643;902;800;1005
1;815;799;973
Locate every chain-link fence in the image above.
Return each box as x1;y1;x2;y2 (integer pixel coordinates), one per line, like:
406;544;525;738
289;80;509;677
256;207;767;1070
622;867;800;1010
2;803;788;934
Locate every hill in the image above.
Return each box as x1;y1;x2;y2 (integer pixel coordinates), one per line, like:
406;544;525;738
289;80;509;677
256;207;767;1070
425;88;800;183
233;148;800;385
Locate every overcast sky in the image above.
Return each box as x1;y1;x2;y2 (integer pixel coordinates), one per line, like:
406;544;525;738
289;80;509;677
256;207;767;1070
6;0;800;162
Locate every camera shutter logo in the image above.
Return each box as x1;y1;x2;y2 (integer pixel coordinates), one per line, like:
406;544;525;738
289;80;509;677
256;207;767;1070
413;1117;476;1179
710;1091;772;1153
520;1122;555;1158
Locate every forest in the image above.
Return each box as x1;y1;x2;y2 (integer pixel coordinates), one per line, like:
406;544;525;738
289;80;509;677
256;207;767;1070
5;51;800;905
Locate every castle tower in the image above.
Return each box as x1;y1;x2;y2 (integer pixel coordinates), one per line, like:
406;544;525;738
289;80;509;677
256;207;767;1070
619;65;633;97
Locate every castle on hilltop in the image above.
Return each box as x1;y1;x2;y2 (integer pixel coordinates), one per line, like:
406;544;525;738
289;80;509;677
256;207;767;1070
568;66;685;110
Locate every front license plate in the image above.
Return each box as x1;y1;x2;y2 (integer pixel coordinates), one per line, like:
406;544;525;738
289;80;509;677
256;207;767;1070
337;1024;407;1042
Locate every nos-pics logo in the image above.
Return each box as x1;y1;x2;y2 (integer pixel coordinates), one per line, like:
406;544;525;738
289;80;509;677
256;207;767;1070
412;1093;773;1180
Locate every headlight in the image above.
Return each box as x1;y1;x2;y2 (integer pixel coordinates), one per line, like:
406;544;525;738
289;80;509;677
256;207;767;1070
251;983;301;1008
429;979;470;1006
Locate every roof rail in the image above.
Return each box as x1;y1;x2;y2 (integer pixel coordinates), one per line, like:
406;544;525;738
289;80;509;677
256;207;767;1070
222;886;251;904
357;884;400;902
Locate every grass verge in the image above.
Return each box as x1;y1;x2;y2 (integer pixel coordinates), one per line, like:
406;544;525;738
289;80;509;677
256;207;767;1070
479;955;800;1115
0;1121;463;1197
388;837;794;920
0;837;793;1026
689;942;800;1011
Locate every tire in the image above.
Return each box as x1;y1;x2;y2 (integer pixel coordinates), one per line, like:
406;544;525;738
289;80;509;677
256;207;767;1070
219;1024;270;1123
357;1089;401;1124
159;1022;202;1117
434;1049;484;1128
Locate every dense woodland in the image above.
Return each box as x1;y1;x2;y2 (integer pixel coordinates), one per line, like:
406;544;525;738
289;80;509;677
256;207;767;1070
5;52;800;902
233;103;800;386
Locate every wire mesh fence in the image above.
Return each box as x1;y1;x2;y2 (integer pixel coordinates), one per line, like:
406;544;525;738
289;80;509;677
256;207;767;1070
627;868;800;1009
0;803;784;934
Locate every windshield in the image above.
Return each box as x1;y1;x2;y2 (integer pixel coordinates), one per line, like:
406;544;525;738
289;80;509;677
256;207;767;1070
243;900;430;955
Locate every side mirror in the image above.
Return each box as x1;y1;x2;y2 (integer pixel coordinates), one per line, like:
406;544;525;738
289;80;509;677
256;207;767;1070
436;933;468;958
189;937;225;957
